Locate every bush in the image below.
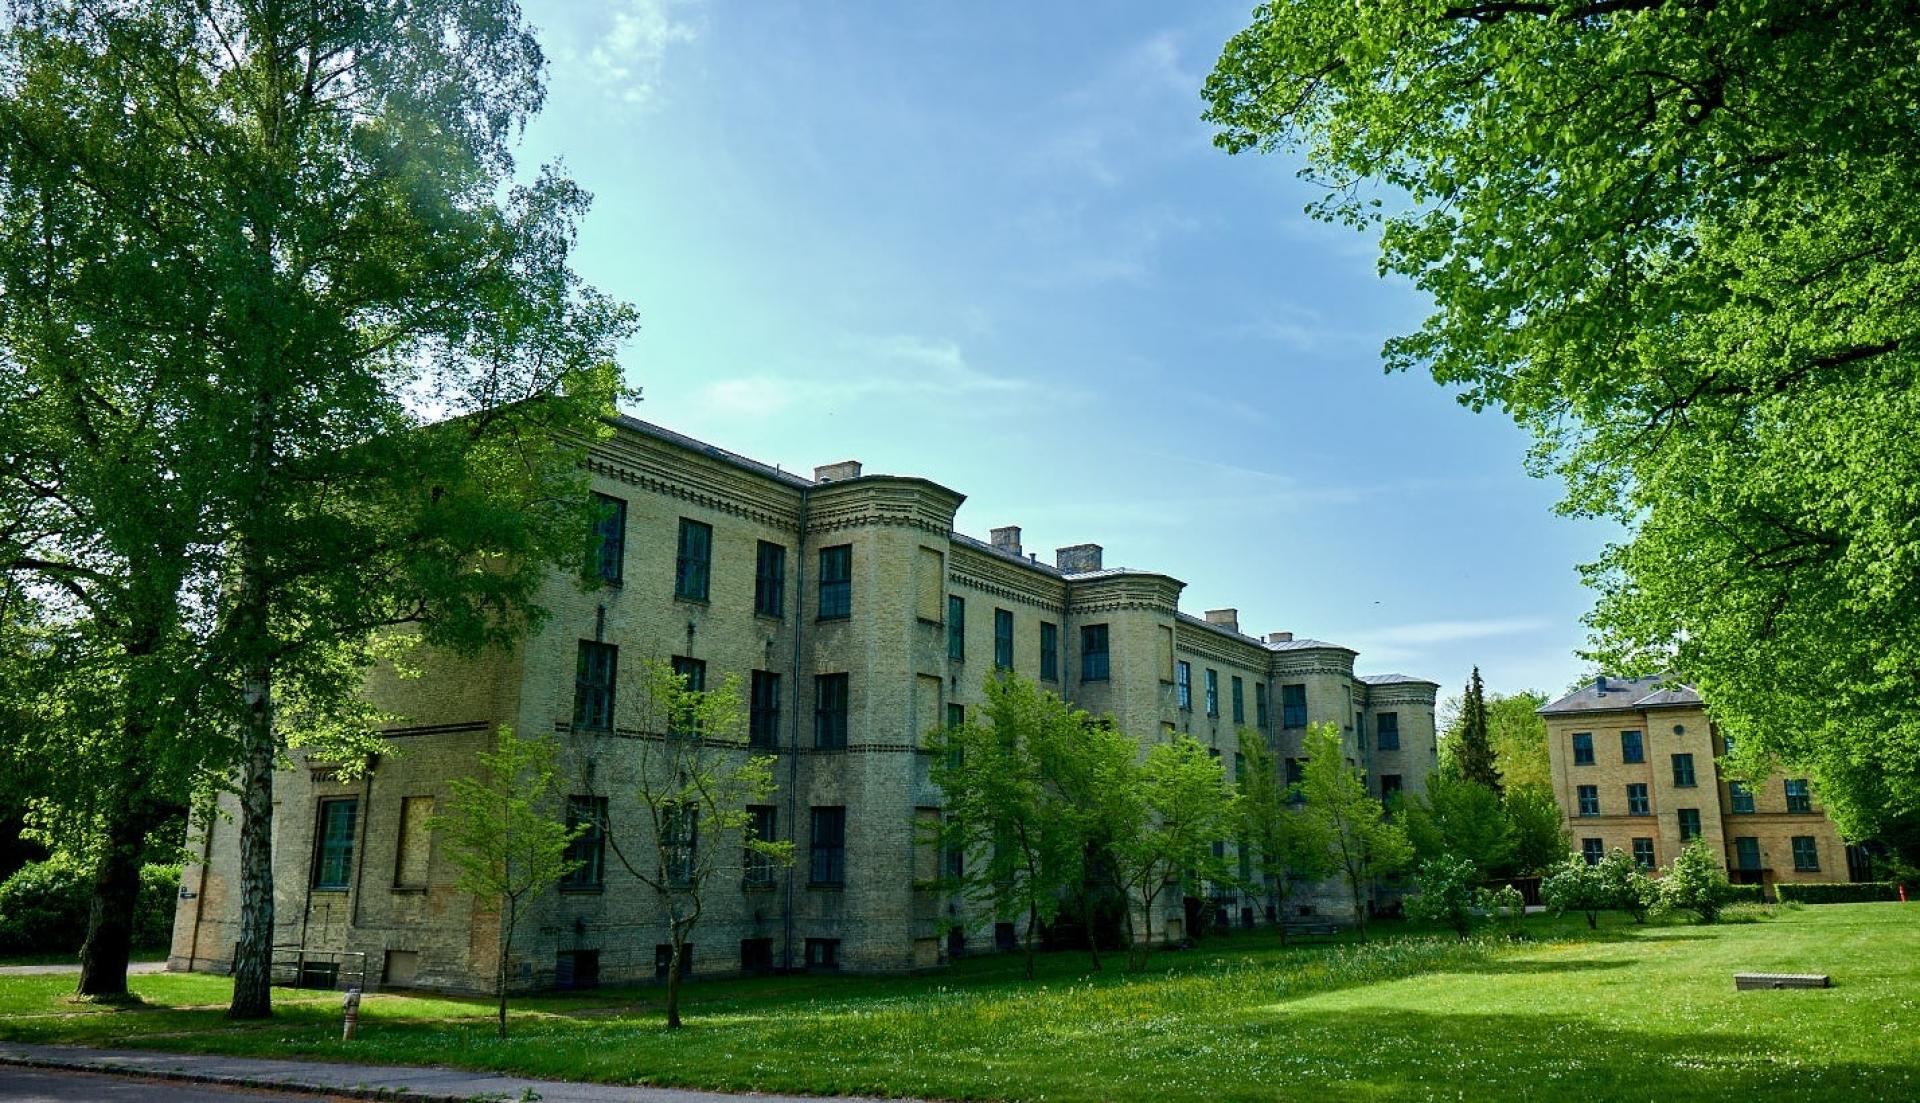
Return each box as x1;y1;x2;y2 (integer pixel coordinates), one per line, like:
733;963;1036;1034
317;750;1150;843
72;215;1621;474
1594;848;1659;922
1725;883;1765;905
1774;881;1900;905
1540;854;1610;928
1405;855;1480;937
0;857;181;955
1660;839;1734;923
1478;882;1527;940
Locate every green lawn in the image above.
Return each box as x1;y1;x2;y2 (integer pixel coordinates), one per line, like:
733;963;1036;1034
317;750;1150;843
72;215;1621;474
1;904;1914;1101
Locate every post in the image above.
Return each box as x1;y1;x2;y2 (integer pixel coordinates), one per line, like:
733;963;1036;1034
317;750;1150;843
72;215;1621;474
341;987;361;1041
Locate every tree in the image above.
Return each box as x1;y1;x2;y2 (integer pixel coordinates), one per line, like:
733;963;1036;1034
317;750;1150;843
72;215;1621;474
432;726;583;1040
1486;693;1552;792
603;660;791;1027
1236;727;1332;941
1107;735;1239;969
1453;669;1500;793
1540;855;1611;931
1406;855;1480;939
1205;2;1920;842
1406;772;1513;875
1296;723;1412;939
1503;785;1573;878
1661;840;1734;924
1594;848;1659;925
0;1;635;1014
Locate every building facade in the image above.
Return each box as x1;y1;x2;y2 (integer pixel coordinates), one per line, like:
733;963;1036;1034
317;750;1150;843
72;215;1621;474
170;416;1438;992
1540;676;1851;893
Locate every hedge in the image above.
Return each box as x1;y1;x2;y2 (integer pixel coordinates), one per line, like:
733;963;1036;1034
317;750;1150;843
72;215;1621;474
1773;881;1901;905
1725;884;1765;905
0;858;180;954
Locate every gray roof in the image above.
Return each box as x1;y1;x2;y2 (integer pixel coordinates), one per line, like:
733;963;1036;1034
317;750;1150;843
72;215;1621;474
1174;610;1266;647
1265;637;1355;653
1358;673;1439;687
1540;675;1701;715
609;414;814;488
949;531;1064;576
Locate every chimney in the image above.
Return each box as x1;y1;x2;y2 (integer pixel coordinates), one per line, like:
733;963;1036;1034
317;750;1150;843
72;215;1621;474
1266;631;1294;644
990;526;1023;556
813;460;862;483
1594;675;1609;695
1055;543;1103;573
1204;608;1240;633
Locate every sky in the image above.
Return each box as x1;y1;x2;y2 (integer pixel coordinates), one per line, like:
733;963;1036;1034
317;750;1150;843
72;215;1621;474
510;0;1618;700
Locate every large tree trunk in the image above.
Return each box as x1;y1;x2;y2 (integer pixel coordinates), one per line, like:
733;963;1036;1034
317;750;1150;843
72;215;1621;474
75;799;150;998
665;937;683;1029
227;650;277;1020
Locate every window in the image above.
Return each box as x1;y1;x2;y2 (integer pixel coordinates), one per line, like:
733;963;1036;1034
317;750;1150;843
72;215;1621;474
818;544;851;618
561;796;607;889
1632;837;1656;869
1791;835;1820;872
654;944;692;981
1377;712;1400;751
1620;730;1644;764
674;518;711;601
1231;677;1245;724
740;937;774;976
809;806;846;886
589;493;626;584
754;541;786;617
669;656;706;736
1672;753;1697;788
1677;807;1702;843
1728;780;1755;814
749;670;781;749
1284;757;1304;787
1379;774;1403;800
1785;778;1812;813
312;798;358;890
947;595;965;660
1581;838;1604;866
745;806;777;886
1734;836;1761;871
1572;732;1595;766
1175;662;1192;710
557;949;600;990
1040;622;1059;681
1080;624;1109;681
804;937;840;970
947;703;964;730
1577;785;1599;816
814;673;848;750
1280;684;1307;728
573;641;617;731
1626;783;1650;816
393;796;433;889
1204;669;1219;717
1721;733;1736;757
664;803;698;885
993;608;1013;669
1255;684;1269;729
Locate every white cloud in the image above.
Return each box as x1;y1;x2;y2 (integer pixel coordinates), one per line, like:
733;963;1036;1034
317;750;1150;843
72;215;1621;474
691;334;1045;421
548;0;699;107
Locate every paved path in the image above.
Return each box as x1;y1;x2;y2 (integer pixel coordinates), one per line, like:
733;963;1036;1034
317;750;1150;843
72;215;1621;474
0;1043;909;1103
0;1063;346;1101
0;961;168;976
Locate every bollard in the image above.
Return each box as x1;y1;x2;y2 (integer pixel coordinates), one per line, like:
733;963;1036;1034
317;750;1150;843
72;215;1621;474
342;987;361;1042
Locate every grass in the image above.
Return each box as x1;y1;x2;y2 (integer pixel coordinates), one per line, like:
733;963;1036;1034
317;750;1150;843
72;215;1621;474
0;904;1914;1101
0;949;168;968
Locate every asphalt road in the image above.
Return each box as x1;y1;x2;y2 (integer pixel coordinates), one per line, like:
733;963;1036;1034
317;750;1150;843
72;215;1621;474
0;1065;349;1101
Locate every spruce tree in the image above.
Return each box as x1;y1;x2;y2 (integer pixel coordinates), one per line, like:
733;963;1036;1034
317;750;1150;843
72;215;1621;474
1457;667;1502;793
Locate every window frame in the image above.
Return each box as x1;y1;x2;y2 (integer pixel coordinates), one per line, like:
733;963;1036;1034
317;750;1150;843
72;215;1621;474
572;640;617;731
993;608;1013;670
809;806;847;887
1626;782;1650;816
674;517;713;602
1784;778;1812;813
814;673;849;750
1255;683;1269;729
1672;753;1697;788
1572;732;1595;766
1734;835;1762;871
1677;807;1702;843
561;795;608;890
1620;729;1645;764
1080;624;1109;682
311;797;359;892
1576;784;1600;817
749;670;781;750
1631;837;1656;869
1175;661;1192;711
1728;780;1756;814
1280;684;1307;729
589;492;626;585
947;595;965;660
1377;711;1400;751
1581;838;1604;866
754;540;786;618
1791;835;1820;872
1204;668;1219;717
1039;621;1059;681
817;544;852;619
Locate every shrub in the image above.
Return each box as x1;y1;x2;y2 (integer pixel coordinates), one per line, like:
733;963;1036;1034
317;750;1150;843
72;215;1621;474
1594;848;1659;922
1540;854;1610;928
1661;839;1734;923
1774;881;1900;905
1405;855;1480;937
1725;884;1765;905
0;857;181;955
1478;882;1527;940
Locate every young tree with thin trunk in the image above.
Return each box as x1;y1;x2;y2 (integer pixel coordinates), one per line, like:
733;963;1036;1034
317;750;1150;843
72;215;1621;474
1236;727;1332;942
0;2;635;1015
1107;735;1239;970
603;659;791;1028
433;726;583;1040
1297;723;1412;940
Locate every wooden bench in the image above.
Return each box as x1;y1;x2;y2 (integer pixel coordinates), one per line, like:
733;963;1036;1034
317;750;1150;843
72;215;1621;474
1281;920;1341;939
1735;972;1830;990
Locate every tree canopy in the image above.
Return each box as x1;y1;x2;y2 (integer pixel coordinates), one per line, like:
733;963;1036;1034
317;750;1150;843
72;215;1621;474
1206;0;1920;843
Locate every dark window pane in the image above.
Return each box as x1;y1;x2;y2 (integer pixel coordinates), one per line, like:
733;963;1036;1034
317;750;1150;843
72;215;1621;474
749;670;781;749
809;806;846;885
1231;677;1245;724
1377;712;1400;751
1785;779;1812;813
818;545;852;618
814;673;848;749
1672;753;1696;788
562;796;607;888
994;608;1013;669
313;799;358;890
1572;732;1595;766
1620;730;1644;763
590;494;626;584
1175;662;1192;710
675;518;712;601
1080;624;1109;681
573;641;617;731
745;806;777;885
755;541;786;617
1040;622;1059;681
1281;684;1307;728
948;595;965;660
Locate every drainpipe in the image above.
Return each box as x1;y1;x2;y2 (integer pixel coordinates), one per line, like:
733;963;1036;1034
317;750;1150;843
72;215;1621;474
350;754;378;934
782;484;810;972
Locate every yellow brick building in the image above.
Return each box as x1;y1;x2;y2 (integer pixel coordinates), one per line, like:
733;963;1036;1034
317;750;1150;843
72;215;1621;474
171;416;1438;991
1540;676;1851;894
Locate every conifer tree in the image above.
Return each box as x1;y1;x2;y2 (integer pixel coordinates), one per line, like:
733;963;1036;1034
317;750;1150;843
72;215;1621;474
1456;668;1501;793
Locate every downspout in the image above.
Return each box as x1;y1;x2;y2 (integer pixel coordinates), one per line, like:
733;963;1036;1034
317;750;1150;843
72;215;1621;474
782;483;810;972
350;754;378;932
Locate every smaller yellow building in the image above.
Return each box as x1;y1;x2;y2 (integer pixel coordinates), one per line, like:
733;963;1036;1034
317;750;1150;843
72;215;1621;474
1540;676;1851;895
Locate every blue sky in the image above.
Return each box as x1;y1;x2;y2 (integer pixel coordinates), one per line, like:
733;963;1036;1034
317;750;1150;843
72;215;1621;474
512;0;1616;701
